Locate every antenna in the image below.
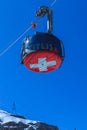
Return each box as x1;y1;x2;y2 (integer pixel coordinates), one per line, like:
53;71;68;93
12;102;16;114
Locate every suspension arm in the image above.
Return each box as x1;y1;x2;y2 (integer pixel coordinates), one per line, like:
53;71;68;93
36;6;53;33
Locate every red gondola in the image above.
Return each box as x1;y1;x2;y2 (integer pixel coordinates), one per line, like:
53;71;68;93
21;6;65;72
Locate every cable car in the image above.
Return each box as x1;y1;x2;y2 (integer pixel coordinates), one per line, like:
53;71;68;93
21;6;65;72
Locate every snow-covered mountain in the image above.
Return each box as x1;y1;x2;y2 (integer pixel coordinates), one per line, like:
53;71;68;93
0;110;58;130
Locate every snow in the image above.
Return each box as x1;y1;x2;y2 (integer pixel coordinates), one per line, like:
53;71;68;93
0;110;57;130
0;110;38;126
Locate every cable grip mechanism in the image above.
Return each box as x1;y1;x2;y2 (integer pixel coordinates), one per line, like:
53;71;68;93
36;6;53;33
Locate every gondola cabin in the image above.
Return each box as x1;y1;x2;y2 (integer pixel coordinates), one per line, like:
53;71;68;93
21;6;65;72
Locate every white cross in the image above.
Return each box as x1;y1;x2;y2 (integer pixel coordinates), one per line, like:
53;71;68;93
30;58;56;71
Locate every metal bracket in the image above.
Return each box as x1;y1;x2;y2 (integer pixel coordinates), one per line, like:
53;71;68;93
36;6;53;33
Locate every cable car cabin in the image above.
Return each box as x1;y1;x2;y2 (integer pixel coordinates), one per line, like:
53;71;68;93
21;33;65;72
21;6;65;72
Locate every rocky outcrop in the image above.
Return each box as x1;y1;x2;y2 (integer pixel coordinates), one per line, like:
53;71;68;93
27;122;58;130
0;110;59;130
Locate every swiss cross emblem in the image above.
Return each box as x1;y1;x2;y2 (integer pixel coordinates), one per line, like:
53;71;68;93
24;50;62;72
30;58;56;72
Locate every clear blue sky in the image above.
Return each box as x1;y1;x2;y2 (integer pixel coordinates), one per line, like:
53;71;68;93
0;0;87;130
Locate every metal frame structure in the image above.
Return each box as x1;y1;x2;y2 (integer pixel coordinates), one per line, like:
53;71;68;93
36;6;53;33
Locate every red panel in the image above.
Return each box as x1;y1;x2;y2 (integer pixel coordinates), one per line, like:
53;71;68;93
24;50;62;72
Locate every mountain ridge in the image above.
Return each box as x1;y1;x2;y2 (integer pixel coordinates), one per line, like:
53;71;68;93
0;110;58;130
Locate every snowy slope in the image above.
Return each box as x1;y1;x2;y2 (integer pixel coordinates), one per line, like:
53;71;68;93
0;110;37;127
0;110;58;130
